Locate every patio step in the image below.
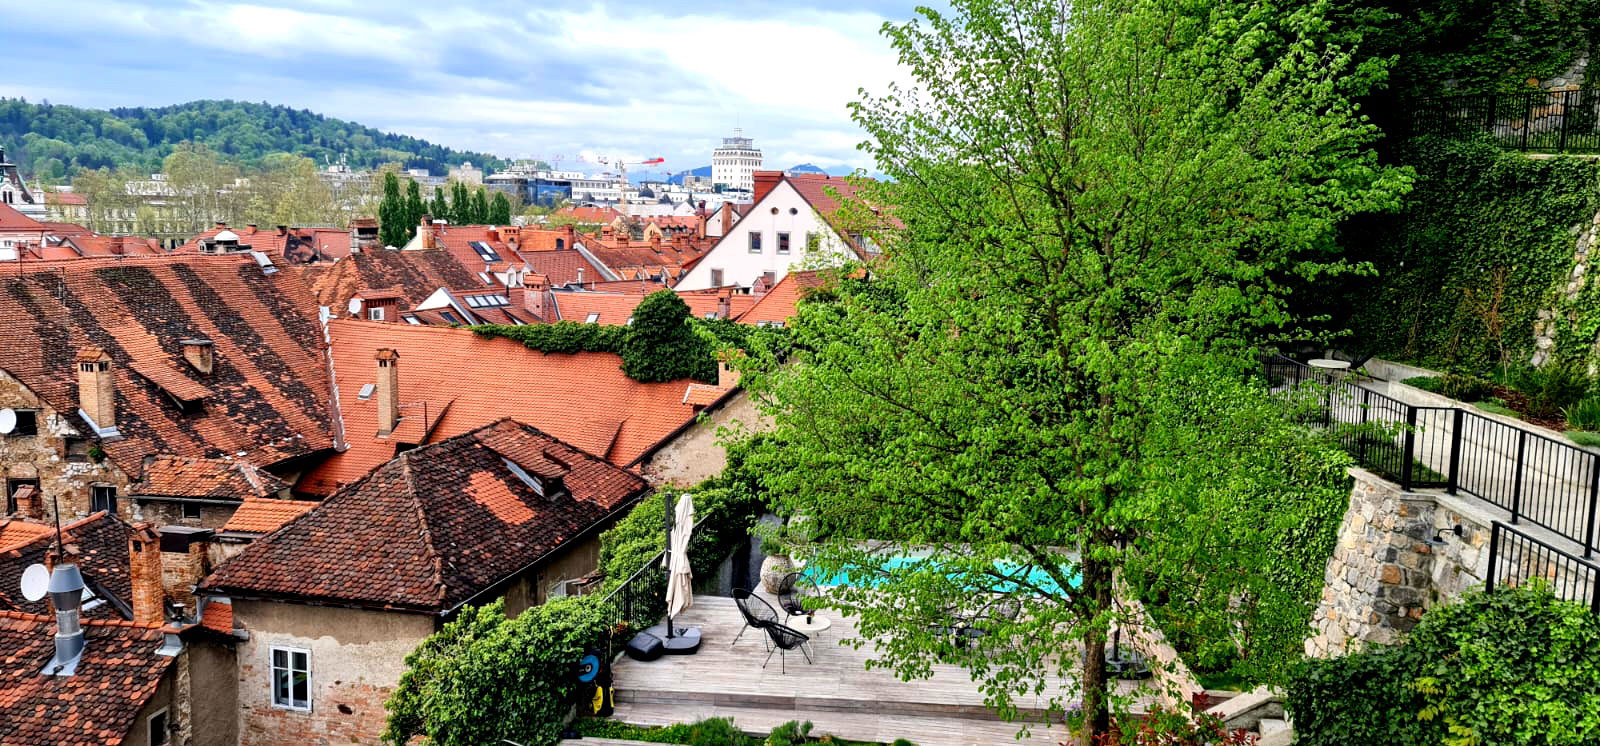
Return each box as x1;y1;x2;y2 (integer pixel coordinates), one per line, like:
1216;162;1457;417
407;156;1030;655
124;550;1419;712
607;701;1070;746
558;739;668;746
615;683;1032;722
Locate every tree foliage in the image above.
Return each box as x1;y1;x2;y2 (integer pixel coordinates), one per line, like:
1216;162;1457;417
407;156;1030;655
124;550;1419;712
1287;584;1600;746
490;190;514;225
0;97;511;181
378;171;407;247
403;179;425;242
739;0;1405;739
621;291;718;383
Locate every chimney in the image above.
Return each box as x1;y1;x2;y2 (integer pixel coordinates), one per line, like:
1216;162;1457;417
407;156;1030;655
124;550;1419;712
157;527;212;610
350;217;379;252
129;523;164;627
511;275;549;319
717;294;731;319
421;220;442;250
718;352;743;389
576;267;585;286
44;545;87;676
719;201;733;235
276;225;288;236
75;346;115;434
563;225;576;249
12;484;41;519
245;224;258;235
213;221;227;230
375;348;399;436
180;338;214;375
752;171;783;204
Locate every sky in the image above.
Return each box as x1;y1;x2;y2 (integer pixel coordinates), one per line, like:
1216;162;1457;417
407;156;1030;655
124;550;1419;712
2;0;929;177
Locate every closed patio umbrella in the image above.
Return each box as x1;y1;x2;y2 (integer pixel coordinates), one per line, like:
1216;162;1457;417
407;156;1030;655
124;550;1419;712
644;492;702;654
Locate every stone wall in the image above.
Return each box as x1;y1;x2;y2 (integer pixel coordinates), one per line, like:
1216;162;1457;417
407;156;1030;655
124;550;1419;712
1306;468;1493;657
0;369;131;522
636;390;771;488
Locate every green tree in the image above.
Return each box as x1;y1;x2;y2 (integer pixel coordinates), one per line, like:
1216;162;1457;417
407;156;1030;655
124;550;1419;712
378;171;406;247
738;0;1406;740
404;178;425;240
490;190;513;224
430;186;449;222
471;186;491;224
621;290;717;383
451;181;471;224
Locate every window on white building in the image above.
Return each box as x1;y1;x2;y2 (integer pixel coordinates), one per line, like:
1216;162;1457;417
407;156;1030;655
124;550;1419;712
748;232;762;253
710;269;724;287
776;232;790;254
271;646;311;711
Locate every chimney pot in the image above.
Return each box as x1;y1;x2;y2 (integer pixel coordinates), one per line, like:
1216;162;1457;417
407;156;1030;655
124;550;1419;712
375;349;400;436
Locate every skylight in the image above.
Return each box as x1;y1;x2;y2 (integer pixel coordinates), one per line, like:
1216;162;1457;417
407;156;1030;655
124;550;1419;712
358;383;376;400
470;241;502;263
585;312;601;324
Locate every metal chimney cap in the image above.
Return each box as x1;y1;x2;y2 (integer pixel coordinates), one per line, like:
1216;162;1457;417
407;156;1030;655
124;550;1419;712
47;563;85;594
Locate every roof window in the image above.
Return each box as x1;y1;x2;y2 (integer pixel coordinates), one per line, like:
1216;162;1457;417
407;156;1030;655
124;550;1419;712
469;241;502;263
585;312;601;324
358;383;376;400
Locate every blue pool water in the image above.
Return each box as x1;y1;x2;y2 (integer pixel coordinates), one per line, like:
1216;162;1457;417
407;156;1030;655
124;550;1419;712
807;555;1075;594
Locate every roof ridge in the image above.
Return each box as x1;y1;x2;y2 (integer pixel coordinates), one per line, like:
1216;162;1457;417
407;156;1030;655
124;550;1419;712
398;453;449;607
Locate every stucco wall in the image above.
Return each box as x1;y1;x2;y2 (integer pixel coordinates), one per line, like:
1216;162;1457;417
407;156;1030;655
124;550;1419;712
675;181;853;290
637;391;771;488
233;600;436;746
0;368;132;522
188;639;239;746
125;670;176;746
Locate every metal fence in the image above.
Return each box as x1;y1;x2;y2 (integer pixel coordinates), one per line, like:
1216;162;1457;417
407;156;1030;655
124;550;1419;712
1487;521;1600;614
1411;88;1600;153
1265;356;1600;559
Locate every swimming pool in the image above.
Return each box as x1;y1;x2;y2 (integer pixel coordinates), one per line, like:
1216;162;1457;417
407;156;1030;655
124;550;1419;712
806;555;1075;594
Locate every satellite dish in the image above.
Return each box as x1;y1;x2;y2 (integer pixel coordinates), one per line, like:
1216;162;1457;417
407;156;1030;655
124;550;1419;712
347;297;363;316
0;408;14;435
20;563;48;602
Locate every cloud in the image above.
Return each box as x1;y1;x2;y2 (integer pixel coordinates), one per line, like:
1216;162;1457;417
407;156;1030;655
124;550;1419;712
1;0;927;172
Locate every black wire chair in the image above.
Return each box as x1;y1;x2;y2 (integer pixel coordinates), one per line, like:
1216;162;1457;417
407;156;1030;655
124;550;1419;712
776;571;811;621
732;587;780;650
761;623;813;673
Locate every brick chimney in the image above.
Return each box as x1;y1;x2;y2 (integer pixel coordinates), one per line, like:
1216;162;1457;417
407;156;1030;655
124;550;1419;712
75;346;115;434
509;274;549;319
11;484;40;519
563;225;576;249
752;171;783;204
245;224;258;236
157;526;212;610
719;201;733;236
419;217;437;249
717;293;731;319
129;523;164;626
180;338;214;375
718;351;743;389
375;348;399;436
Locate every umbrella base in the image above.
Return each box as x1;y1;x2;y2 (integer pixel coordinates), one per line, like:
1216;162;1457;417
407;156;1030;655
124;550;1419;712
643;624;702;655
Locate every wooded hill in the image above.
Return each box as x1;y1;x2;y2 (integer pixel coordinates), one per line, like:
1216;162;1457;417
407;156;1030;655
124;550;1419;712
0;98;512;182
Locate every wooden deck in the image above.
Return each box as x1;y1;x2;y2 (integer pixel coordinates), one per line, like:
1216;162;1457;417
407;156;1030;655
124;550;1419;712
608;592;1077;746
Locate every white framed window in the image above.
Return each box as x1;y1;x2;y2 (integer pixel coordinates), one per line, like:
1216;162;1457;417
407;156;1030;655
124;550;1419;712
747;232;762;253
147;708;171;746
367;307;385;321
585;312;600;324
270;646;311;711
776;232;790;254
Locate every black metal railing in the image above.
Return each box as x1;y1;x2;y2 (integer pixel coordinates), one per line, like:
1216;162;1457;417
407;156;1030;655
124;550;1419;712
1412;88;1600;153
1487;521;1600;614
601;546;669;633
1266;356;1600;558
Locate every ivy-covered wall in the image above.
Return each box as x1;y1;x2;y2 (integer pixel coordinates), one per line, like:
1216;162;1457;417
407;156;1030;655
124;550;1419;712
1344;136;1600;371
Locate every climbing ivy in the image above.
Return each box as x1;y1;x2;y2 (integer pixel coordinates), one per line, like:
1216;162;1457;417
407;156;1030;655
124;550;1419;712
1342;136;1600;370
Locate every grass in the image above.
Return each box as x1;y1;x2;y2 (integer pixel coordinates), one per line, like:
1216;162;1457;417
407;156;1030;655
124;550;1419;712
1355;439;1447;484
1471;399;1520;418
1567;431;1600;449
1196;669;1254;692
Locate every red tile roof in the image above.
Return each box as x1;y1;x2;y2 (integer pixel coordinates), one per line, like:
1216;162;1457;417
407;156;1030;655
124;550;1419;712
221;498;320;535
45;191;88;206
292;247;484;315
205;419;649;610
199;599;233;633
428;224;606;287
0;255;335;473
557;206;622;224
39;221;94;237
0;513;132;621
134;455;289;500
682;384;730;406
0;520;53;553
737;269;834;325
0;610;172;746
0;203;45;231
551;290;757;325
296;320;701;495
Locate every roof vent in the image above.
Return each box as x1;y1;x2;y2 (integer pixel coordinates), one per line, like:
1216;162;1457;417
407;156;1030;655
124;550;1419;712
43;559;87;676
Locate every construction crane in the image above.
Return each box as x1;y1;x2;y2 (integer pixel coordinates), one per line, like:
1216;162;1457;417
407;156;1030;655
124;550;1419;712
597;156;665;218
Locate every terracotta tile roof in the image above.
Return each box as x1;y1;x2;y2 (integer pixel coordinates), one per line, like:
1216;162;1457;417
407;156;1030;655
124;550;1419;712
0;255;335;473
523;250;607;287
292;247;483;315
221;498;320;535
199;599;233;633
550;290;756;325
0;520;53;553
557;206;621;224
38;221;94;237
66;235;164;258
0;513;131;621
177;225;352;264
134;455;289;500
296;320;700;495
682;384;730;406
737;269;834;325
0;203;45;232
205;419;649;610
45;191;89;206
0;610;172;746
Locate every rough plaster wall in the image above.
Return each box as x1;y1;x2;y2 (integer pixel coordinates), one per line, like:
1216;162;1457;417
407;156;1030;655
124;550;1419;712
0;369;130;521
638;391;771;489
233;601;435;746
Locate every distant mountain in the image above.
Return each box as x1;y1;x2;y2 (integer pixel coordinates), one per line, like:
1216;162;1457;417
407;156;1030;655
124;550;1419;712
0;98;513;182
788;163;828;174
666;165;713;184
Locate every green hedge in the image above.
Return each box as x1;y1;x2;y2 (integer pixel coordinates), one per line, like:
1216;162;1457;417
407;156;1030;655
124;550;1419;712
1287;584;1600;746
1343;136;1600;371
472;290;719;384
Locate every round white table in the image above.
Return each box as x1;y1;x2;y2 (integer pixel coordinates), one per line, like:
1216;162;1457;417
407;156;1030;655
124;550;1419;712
1308;358;1352;371
789;615;831;638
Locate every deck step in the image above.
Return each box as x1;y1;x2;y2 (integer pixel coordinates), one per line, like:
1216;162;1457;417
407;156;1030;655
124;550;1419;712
608;701;1069;746
559;739;671;746
615;685;1036;722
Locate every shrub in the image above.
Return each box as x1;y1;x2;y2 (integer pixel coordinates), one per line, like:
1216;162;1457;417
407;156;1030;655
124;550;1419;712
1438;373;1494;402
472;320;625;355
1401;375;1443;393
1564;395;1600;431
1513;363;1589;418
620;290;718;383
1287;585;1600;746
765;720;813;746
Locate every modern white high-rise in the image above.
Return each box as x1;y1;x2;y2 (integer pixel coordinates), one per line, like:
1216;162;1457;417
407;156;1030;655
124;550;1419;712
711;130;762;194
